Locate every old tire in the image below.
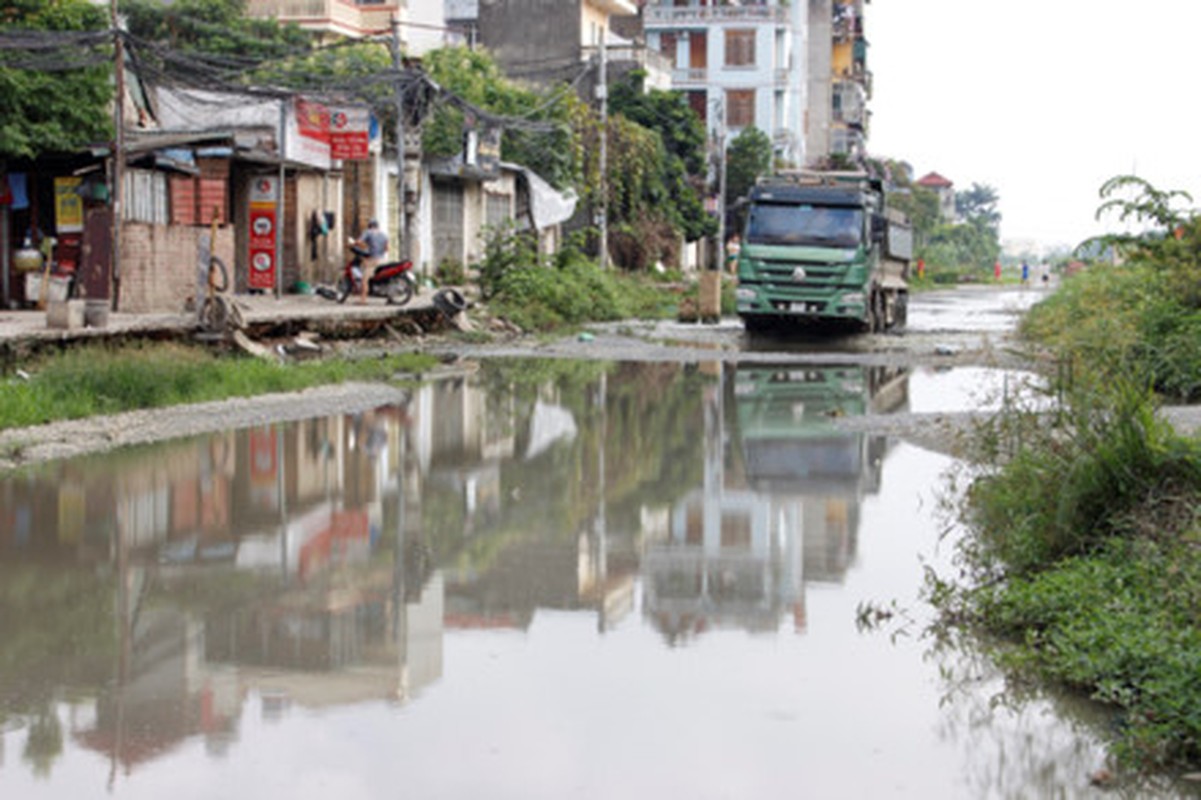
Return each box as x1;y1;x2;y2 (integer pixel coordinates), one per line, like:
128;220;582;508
433;288;467;316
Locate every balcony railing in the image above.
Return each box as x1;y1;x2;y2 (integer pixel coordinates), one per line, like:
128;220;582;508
246;0;397;36
645;4;788;26
581;45;674;87
671;67;708;85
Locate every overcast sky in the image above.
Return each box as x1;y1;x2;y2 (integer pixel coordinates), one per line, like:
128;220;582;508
867;0;1201;252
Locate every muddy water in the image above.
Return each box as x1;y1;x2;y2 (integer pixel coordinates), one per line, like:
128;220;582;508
0;361;1176;798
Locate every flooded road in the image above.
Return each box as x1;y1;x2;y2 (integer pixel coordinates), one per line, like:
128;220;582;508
1;342;1170;798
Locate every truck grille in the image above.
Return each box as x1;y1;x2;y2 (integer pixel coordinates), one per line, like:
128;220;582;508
758;258;844;285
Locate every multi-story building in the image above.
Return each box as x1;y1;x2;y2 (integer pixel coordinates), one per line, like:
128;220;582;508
476;0;653;93
245;0;458;53
807;0;870;165
642;0;807;165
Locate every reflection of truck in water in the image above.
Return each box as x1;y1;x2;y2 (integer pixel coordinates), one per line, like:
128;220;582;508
734;171;913;333
641;364;908;642
732;364;908;581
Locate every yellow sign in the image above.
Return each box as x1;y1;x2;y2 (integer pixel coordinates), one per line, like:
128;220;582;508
54;176;83;233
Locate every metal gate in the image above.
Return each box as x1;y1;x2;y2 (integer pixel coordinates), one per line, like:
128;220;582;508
432;180;463;268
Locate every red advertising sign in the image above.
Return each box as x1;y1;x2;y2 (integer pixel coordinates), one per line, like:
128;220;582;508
295;98;330;145
330;106;370;161
248;176;278;291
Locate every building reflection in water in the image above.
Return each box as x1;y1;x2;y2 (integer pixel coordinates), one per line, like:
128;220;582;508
0;360;908;782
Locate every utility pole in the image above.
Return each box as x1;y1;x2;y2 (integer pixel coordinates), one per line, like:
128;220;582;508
597;28;608;269
110;0;125;310
390;16;409;262
712;95;727;271
276;98;286;299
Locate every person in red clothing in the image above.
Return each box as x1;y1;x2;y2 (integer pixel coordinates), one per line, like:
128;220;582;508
994;260;1002;281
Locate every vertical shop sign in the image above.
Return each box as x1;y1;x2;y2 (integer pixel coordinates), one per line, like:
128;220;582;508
54;177;84;233
248;176;278;290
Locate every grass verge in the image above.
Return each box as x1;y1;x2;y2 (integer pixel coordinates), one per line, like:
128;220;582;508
940;376;1201;770
0;342;439;431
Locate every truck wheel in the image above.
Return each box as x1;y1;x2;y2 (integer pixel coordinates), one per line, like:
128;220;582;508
889;293;908;332
869;290;885;334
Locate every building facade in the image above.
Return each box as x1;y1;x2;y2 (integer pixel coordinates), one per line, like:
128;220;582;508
642;0;807;165
245;0;457;53
806;0;870;166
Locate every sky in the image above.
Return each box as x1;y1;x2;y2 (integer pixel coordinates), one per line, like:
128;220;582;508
867;0;1201;253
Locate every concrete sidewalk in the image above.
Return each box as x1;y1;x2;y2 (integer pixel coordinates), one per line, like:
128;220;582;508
0;288;439;346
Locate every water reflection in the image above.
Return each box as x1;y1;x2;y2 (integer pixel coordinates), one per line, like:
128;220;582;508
644;364;907;643
0;361;1177;797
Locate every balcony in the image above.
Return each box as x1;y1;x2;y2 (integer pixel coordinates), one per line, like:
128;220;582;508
671;67;709;86
582;45;674;90
246;0;397;38
645;4;789;27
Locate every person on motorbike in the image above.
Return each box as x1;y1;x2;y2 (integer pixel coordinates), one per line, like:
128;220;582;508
355;219;389;304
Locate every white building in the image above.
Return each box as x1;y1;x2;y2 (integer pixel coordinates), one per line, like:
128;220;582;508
642;0;807;165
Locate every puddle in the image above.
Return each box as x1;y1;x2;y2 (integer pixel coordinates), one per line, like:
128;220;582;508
0;361;1183;798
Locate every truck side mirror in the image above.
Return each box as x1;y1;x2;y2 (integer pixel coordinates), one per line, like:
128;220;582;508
870;214;887;242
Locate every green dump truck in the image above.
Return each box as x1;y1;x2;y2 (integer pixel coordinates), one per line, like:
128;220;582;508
734;170;912;333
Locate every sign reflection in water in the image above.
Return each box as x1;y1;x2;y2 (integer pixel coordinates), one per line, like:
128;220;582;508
0;361;908;785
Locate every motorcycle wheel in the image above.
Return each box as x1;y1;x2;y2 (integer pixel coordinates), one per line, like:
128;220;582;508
336;276;353;304
386;278;414;306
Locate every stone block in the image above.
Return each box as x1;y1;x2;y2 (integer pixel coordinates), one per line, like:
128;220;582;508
46;299;85;330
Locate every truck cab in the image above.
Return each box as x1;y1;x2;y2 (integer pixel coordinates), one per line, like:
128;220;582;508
734;171;912;333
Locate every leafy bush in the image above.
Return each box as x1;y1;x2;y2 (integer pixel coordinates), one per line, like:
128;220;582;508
480;225;686;330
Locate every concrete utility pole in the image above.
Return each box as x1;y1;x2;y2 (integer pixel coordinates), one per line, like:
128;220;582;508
110;0;125;309
716;98;727;271
597;28;608;269
390;16;409;262
276;99;287;299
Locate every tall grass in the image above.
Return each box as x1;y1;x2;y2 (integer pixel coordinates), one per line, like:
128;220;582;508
0;342;437;431
965;382;1201;577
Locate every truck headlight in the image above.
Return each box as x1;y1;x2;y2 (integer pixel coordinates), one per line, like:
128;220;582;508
841;292;865;305
735;288;756;301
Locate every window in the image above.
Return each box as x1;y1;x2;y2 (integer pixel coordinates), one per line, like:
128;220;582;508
726;89;755;128
659;32;677;61
725;29;755;67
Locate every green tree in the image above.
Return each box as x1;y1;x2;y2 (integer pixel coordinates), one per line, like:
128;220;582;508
421;47;578;190
725;126;772;208
121;0;311;60
955;182;1001;230
723;126;772;237
0;0;112;159
607;70;712;244
609;70;706;175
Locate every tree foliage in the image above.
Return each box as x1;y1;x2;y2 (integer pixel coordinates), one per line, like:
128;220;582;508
606;70;713;245
121;0;311;59
955;182;1001;230
0;0;112;159
725;125;772;208
609;70;706;175
421;46;577;190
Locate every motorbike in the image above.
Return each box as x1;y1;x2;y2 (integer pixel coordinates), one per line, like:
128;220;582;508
336;242;416;305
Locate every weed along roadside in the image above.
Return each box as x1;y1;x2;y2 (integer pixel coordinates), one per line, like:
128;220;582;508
934;178;1201;776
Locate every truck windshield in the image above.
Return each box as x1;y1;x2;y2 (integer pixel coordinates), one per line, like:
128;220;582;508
745;203;864;248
